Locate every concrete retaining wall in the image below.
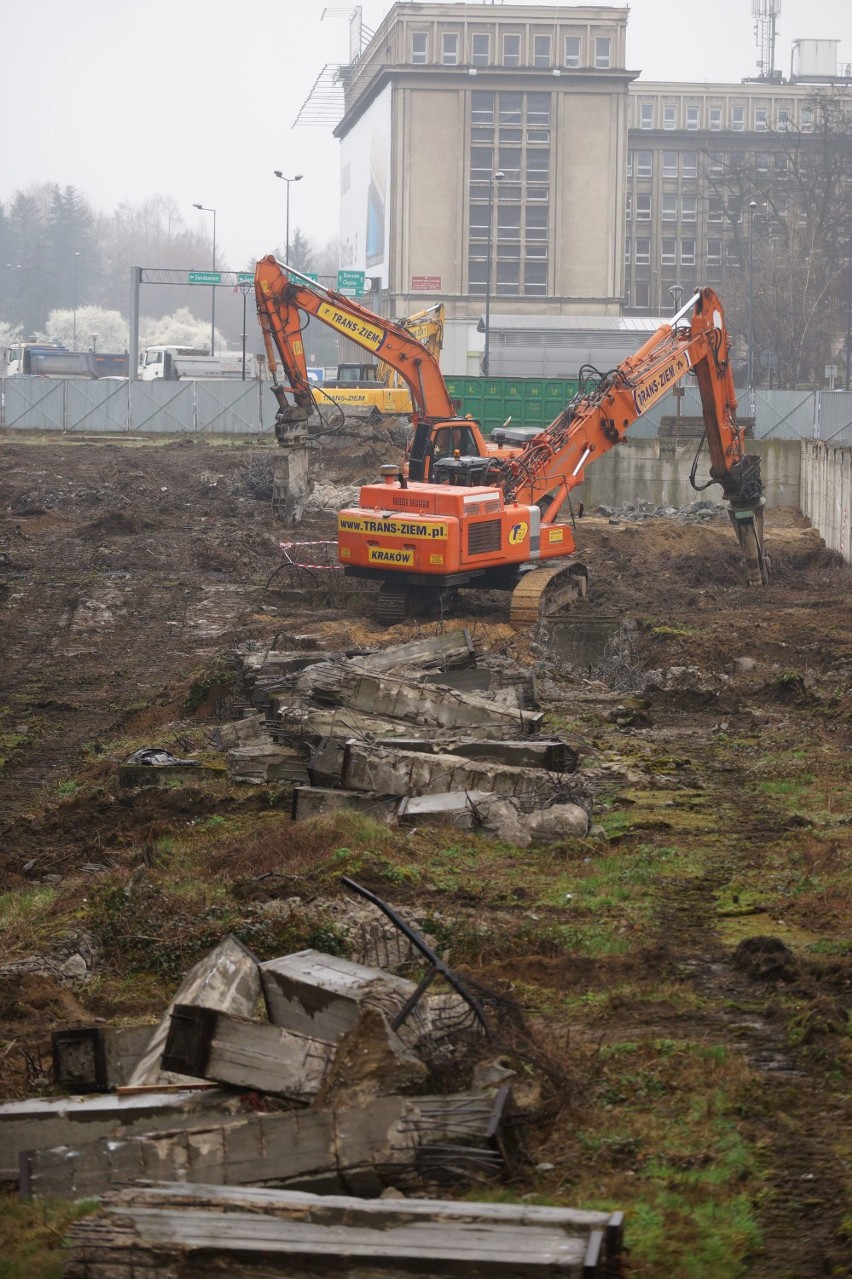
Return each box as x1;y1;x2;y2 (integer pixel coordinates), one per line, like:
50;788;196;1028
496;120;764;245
800;442;852;562
575;438;801;512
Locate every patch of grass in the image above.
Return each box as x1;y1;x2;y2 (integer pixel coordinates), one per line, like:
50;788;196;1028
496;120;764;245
0;1195;97;1279
0;887;61;959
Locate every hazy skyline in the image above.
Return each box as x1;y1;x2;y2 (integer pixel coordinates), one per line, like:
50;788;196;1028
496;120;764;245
2;0;849;270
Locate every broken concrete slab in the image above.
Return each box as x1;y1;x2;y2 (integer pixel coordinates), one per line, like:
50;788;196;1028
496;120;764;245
396;790;496;829
296;663;543;735
225;743;311;784
291;786;398;824
63;1183;625;1279
354;628;476;674
22;1090;517;1202
209;712;269;749
527;802;590;842
315;1006;429;1104
126;934;261;1088
260;949;421;1043
1;1087;234;1183
51;1024;154;1093
377;737;578;772
161;1004;334;1100
341;741;563;802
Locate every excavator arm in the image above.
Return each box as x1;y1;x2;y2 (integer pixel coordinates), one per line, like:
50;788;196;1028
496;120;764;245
485;287;767;585
337;286;768;622
254;256;456;440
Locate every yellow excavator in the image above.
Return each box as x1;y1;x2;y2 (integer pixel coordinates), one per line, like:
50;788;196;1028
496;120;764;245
310;302;445;422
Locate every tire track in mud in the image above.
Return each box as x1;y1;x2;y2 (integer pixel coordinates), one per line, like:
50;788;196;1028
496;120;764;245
651;858;850;1277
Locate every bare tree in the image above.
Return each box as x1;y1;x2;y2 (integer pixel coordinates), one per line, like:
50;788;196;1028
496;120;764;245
709;88;852;387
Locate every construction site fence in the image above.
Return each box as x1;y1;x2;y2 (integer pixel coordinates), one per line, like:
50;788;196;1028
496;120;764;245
1;379;851;446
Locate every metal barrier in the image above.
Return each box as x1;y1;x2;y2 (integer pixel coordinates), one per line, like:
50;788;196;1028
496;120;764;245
1;378;271;435
1;380;850;446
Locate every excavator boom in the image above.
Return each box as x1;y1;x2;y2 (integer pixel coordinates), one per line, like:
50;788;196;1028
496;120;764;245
336;286;768;624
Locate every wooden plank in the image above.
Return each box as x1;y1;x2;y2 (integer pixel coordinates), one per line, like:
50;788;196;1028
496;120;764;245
161;1005;334;1099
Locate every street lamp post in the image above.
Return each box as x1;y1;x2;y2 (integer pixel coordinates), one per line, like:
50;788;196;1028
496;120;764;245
273;171;303;262
482;169;505;377
237;282;253;381
192;203;217;355
747;200;757;407
72;251;80;351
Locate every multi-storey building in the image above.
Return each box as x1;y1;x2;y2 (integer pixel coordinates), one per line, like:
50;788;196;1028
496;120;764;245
336;2;633;336
332;3;849;370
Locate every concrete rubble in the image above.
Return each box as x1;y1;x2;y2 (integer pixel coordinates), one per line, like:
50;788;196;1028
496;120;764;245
14;920;508;1207
62;1182;626;1277
222;628;591;841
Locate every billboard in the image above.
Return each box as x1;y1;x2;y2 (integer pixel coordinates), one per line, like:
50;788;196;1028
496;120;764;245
340;84;392;289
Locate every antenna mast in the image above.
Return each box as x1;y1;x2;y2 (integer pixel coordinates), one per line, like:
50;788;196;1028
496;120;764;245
752;0;781;80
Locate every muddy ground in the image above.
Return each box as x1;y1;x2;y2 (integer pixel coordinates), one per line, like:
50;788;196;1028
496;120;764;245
0;434;850;1277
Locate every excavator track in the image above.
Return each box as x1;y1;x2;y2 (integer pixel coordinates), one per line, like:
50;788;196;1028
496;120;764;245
509;560;588;628
376;584;411;627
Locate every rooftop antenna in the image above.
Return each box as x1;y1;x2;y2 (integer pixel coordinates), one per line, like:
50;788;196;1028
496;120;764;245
752;0;781;80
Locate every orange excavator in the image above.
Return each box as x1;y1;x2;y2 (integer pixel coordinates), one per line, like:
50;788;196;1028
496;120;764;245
254;259;767;625
254;255;516;479
334;287;769;625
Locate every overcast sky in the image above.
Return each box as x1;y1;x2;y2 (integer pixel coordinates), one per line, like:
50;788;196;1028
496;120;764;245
2;0;849;268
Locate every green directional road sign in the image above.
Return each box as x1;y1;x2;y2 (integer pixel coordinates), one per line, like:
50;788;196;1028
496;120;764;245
237;272;254;284
337;269;365;297
188;270;222;285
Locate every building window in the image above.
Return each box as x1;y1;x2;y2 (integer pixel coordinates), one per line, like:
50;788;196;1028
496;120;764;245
564;34;581;67
707;238;722;265
626;194;632;220
634;281;650;308
502;33;521;66
636;193;651;221
441;33;459;65
732;106;745;131
472;91;494;126
755;107;768;132
595;36;611;68
661;237;677;266
636;150;652;177
663;150;678;178
682;151;698;178
709;106;722;131
708;196;724;223
777;107;791;130
411;32;428;64
680;238;696;265
496;260;520;295
526;206;548;241
635;237;651;265
708;152;724;177
801;105;813;132
640;103;654;129
756;152;770;173
662;193;677;221
663;105;677;130
681;194;697;221
471;33;490;65
686;105;700;130
626;150;633;176
774;153;789;179
524;262;548;295
625;239;631;265
533;34;551;67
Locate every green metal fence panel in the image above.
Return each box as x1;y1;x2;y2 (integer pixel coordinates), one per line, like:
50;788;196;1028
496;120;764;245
444;376;580;435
